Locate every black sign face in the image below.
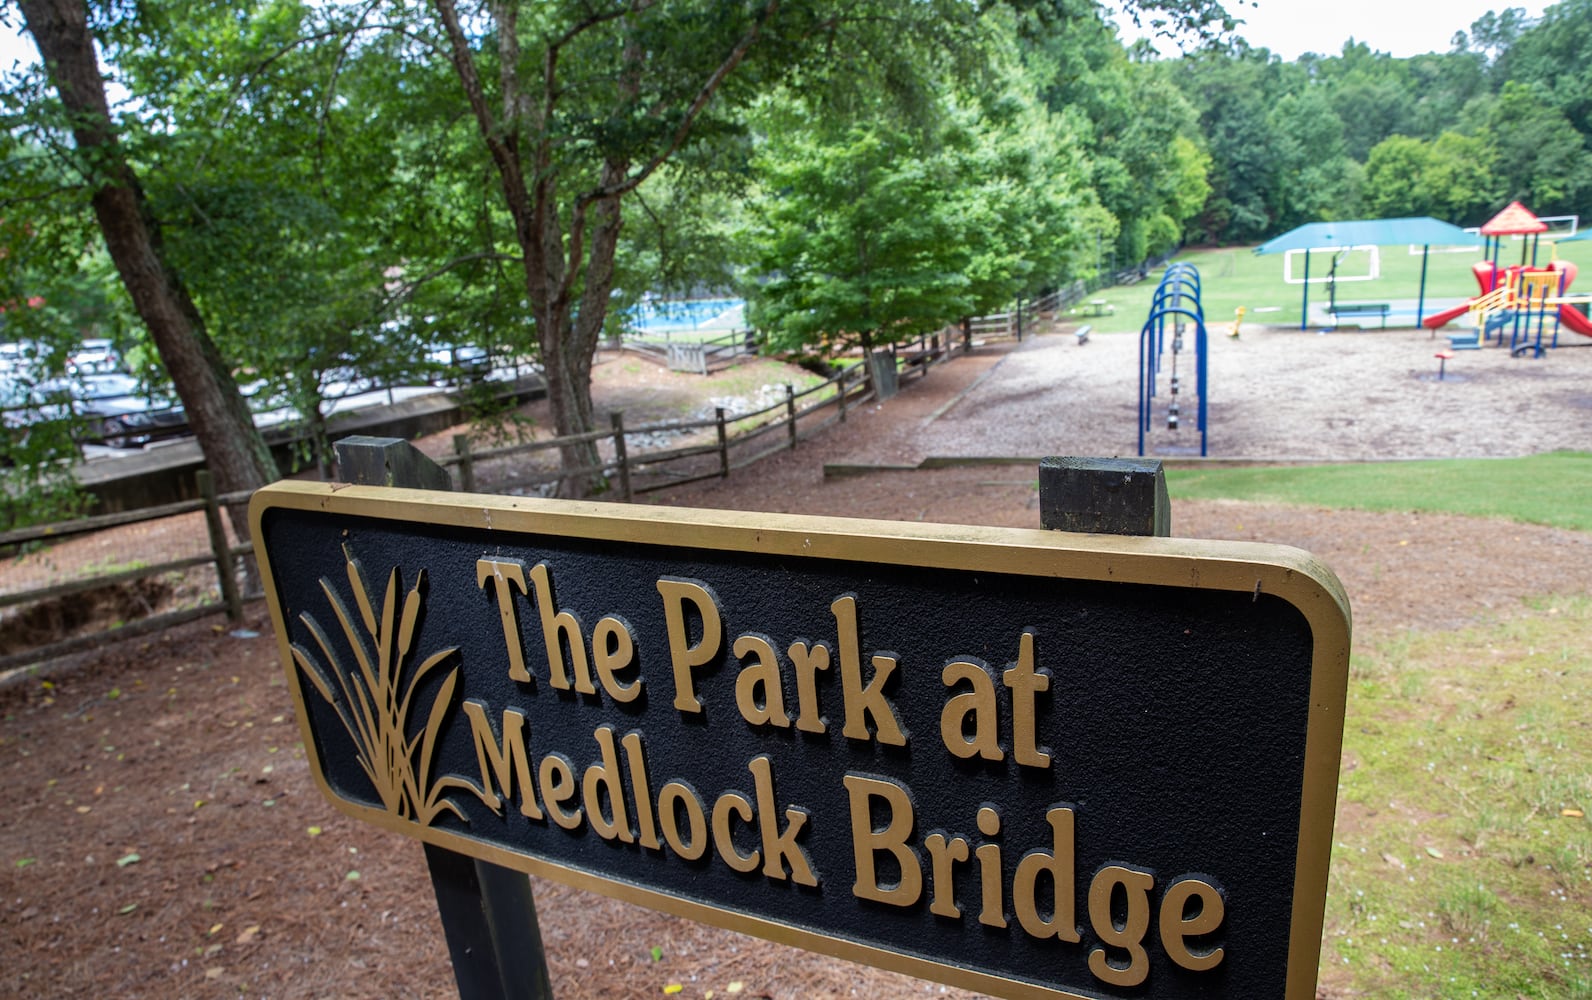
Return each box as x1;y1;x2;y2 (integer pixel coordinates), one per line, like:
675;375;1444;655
252;482;1350;1000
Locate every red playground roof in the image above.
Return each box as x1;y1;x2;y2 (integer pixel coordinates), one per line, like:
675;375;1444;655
1480;201;1547;235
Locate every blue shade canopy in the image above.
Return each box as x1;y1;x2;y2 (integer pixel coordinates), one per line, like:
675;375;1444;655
1255;218;1483;254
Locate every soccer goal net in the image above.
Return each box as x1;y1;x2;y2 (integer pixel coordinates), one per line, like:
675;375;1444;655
1283;245;1380;284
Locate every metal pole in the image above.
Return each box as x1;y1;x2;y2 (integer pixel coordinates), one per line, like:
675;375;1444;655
1417;245;1430;328
1196;319;1209;458
1300;249;1311;331
1137;322;1149;457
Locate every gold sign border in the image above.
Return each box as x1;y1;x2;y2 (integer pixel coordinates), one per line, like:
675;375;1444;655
251;481;1351;1000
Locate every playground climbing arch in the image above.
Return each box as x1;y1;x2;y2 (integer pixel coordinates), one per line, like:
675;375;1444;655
1138;263;1209;457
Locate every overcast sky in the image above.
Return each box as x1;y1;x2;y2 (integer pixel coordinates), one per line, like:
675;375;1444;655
1119;1;1549;60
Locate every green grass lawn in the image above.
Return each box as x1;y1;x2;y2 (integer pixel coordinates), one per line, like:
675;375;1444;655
1166;452;1592;533
1163;452;1592;997
1327;598;1592;998
1074;238;1592;334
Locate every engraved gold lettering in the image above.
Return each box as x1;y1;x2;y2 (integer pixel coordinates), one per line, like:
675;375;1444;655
476;558;532;683
747;756;817;885
976;806;1007;928
621;732;661;850
788;640;830;734
1012;807;1079;942
657;578;724;713
538;753;582;830
830;595;906;745
658;780;708;860
842;774;921;907
1160;878;1226;972
1003;630;1052;769
460;699;543;819
582;726;634;843
1088;865;1154;987
527;562;594;694
940;659;1003;761
592;616;641;702
734;634;791;728
924;832;970;918
711;790;759;873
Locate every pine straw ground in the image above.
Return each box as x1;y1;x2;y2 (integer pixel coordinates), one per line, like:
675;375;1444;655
4;326;1591;998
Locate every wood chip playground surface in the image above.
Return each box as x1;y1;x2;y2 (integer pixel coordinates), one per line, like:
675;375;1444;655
851;321;1592;465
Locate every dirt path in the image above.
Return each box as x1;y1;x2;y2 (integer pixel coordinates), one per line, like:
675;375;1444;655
5;330;1591;999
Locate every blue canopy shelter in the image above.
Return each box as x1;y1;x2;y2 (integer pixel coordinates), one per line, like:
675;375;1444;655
1255;218;1484;330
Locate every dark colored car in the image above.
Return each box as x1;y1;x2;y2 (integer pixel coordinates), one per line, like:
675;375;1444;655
52;372;189;448
5;372;189;445
427;342;495;383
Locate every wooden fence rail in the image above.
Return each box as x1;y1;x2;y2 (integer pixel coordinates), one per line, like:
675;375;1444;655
0;328;977;674
440;351;886;499
0;473;255;674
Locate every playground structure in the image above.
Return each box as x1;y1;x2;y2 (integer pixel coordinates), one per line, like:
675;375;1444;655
1422;202;1592;356
1421;258;1592;355
1138;263;1209;457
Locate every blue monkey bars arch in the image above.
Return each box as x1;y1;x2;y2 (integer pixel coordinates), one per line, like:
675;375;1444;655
1138;263;1209;457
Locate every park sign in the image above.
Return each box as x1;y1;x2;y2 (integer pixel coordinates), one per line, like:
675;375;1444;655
251;480;1350;1000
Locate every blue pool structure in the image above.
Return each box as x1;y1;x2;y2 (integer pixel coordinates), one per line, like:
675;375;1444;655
627;297;746;334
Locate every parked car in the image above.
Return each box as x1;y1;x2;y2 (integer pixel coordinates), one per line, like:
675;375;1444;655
68;339;123;375
70;373;189;447
1;373;69;427
0;340;49;377
426;342;494;383
9;372;190;448
1;374;73;461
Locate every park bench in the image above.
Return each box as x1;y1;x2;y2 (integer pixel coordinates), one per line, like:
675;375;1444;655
1447;331;1481;350
1075;324;1091;345
1327;302;1390;328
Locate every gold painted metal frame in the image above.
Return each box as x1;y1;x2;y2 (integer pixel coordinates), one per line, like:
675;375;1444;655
251;480;1352;1000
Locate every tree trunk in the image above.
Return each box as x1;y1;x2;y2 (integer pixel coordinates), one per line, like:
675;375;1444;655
535;314;599;498
19;0;278;516
432;0;777;497
549;180;627;498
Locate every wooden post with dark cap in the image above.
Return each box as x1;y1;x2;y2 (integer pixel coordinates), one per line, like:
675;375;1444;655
334;434;555;1000
1037;456;1170;537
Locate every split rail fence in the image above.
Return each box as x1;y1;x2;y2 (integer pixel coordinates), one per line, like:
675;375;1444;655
0;472;254;674
0;337;965;673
